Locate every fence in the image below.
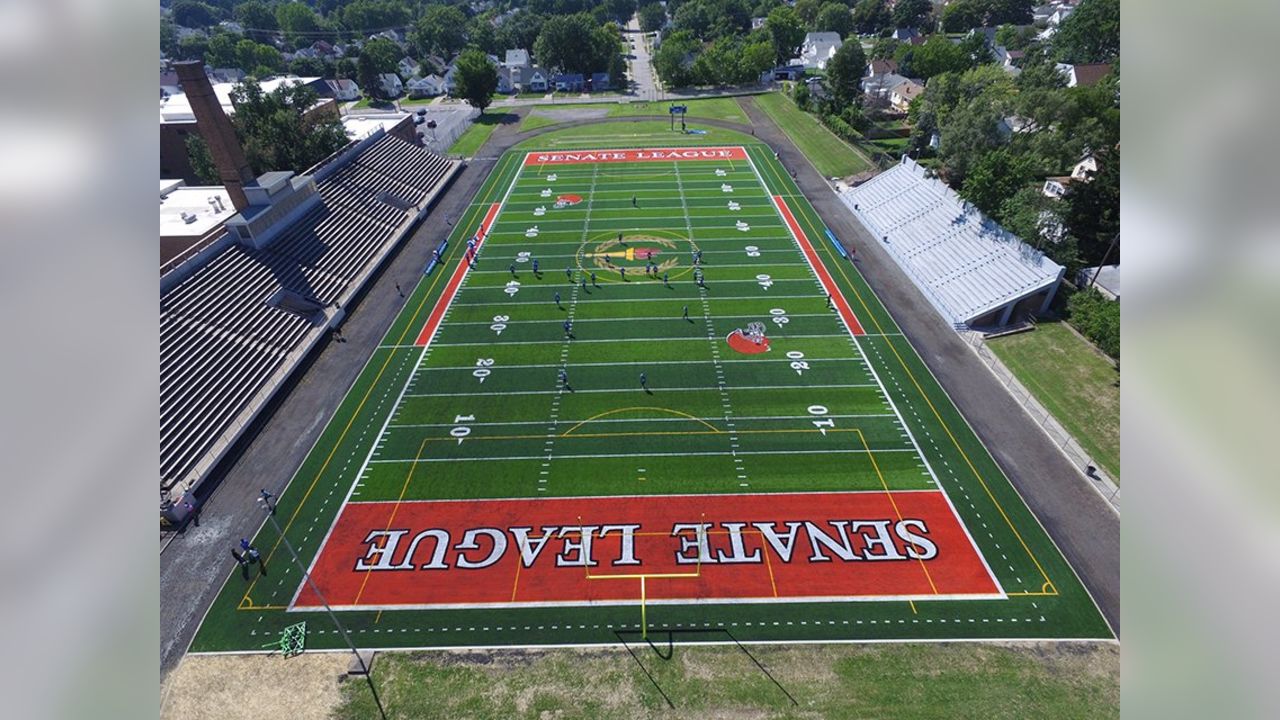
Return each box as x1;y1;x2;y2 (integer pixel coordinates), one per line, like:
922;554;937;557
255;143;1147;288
959;328;1121;511
420;106;480;155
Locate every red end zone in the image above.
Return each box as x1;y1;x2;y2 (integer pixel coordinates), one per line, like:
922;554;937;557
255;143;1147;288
294;491;1001;610
524;147;748;166
771;195;866;336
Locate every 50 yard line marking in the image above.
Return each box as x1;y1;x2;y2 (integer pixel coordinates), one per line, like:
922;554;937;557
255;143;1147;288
675;159;749;489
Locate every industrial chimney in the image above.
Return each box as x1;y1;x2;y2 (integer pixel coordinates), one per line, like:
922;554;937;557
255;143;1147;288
173;61;255;211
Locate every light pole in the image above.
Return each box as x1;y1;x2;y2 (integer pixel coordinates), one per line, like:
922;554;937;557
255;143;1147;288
259;497;388;720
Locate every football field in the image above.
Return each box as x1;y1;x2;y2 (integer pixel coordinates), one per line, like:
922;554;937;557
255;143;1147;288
191;142;1112;654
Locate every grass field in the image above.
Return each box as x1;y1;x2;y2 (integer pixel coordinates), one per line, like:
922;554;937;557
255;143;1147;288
986;321;1120;480
448;112;516;156
191;136;1110;663
520;97;751;132
334;642;1119;719
752;93;872;178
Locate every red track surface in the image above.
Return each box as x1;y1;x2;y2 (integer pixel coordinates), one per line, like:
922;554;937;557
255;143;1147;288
295;492;999;609
414;202;502;346
771;195;866;336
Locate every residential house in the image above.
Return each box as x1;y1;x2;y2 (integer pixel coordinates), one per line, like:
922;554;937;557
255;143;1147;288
218;20;243;34
1056;62;1112;87
865;58;900;80
997;115;1033;138
160;70;181;98
890;78;924;112
378;72;403;98
554;73;585;92
796;32;843;71
969;27;999;47
1072;154;1098;181
992;46;1025;76
751;17;767;30
324;78;361;101
207;67;245;84
496;66;514;94
442;64;459;95
1032;4;1056;23
1048;6;1075;26
504;49;531;70
864;72;909;100
311;40;339;58
767;64;807;82
526;66;549;93
891;28;920;42
369;29;405;46
406;74;447;98
398;57;420;79
590;72;611;91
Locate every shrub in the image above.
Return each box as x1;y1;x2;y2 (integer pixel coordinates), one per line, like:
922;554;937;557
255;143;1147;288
1066;289;1119;358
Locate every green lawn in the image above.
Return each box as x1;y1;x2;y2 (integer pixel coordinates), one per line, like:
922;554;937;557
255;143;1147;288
752;93;872;178
987;321;1120;480
521;97;751;131
447;112;517;156
336;642;1119;719
513;120;757;149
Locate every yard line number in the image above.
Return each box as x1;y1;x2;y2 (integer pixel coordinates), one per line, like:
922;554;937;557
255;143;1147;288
473;358;494;383
451;414;475;444
490;315;510;335
807;405;835;435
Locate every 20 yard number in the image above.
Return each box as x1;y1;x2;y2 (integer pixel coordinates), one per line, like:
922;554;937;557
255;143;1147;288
473;358;494;383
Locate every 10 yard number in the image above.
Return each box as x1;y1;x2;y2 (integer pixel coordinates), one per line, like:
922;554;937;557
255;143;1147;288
807;404;835;435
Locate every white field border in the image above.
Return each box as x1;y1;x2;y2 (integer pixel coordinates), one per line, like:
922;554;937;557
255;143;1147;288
740;147;1007;599
287;157;528;611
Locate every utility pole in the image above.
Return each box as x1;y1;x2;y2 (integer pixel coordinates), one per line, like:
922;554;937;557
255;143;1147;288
259;497;388;720
1088;233;1120;291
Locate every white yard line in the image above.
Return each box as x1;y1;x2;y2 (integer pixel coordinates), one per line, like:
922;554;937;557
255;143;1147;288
404;382;878;398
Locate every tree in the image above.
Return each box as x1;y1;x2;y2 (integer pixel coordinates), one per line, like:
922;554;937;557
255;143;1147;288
869;36;898;60
850;0;891;36
205;32;240;68
940;0;983;32
1053;0;1119;63
161;19;179;57
814;3;853;37
233;1;277;43
824;39;866;108
960;147;1037;218
602;0;638;23
172;0;219;28
497;11;546;53
453;48;499;112
638;2;667;32
891;0;931;30
985;0;1033;27
766;6;805;64
895;34;980;80
535;13;614;75
995;23;1036;52
275;3;321;48
357;37;399;100
740;40;778;80
412;5;468;60
177;34;210;62
468;14;500;55
652;29;701;87
341;0;410;36
290;56;330;76
794;0;822;27
186;79;348;179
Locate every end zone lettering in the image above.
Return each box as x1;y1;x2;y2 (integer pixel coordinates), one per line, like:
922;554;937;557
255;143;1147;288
296;492;1001;609
353;518;938;573
524;147;749;166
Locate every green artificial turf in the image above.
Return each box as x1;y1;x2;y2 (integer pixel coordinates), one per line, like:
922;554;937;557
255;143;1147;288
189;138;1111;657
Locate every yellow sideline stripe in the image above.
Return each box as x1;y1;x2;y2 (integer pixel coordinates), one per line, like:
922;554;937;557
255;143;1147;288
752;146;1055;593
239;153;519;609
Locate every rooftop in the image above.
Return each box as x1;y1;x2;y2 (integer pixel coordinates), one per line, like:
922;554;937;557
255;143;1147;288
159;76;322;124
342;113;412;140
159;183;236;239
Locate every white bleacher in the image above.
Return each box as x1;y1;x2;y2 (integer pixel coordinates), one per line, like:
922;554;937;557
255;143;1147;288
160;134;461;497
839;157;1064;328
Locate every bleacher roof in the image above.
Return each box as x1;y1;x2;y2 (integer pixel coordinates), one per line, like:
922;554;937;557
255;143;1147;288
840;157;1064;327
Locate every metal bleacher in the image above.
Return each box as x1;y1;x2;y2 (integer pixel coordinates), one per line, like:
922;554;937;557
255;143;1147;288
840;157;1064;329
160;132;461;499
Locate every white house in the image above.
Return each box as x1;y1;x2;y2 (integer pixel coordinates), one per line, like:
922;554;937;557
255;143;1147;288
378;72;403;98
504;49;531;69
406;74;446;98
890;78;924;112
1072;154;1099;181
1048;6;1075;26
398;57;419;79
796;32;843;71
325;78;360;101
